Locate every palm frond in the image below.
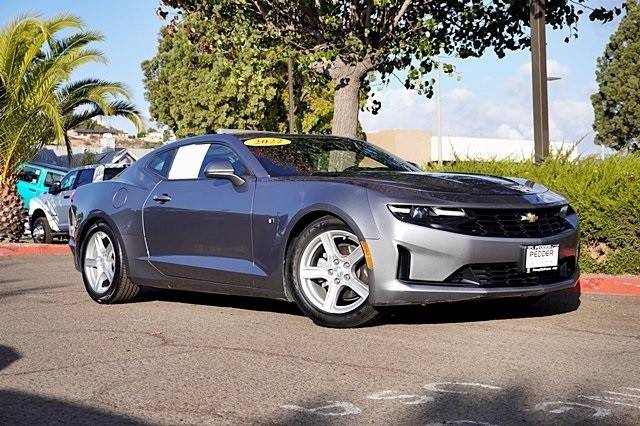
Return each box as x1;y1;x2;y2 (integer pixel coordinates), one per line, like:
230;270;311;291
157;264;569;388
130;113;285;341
67;99;143;132
0;14;135;184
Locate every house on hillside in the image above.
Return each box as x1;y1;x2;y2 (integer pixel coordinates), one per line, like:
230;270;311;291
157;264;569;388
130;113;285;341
95;148;137;165
31;148;138;168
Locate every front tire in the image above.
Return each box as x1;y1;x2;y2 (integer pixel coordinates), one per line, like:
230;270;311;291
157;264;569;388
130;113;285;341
31;217;53;244
288;216;383;328
81;221;140;303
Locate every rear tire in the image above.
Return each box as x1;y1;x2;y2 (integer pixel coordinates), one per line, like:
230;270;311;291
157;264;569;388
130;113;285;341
31;217;53;244
288;216;383;328
81;221;140;304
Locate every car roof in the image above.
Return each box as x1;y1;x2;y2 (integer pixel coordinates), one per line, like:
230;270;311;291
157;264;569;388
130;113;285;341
27;162;69;173
158;132;350;150
69;163;127;172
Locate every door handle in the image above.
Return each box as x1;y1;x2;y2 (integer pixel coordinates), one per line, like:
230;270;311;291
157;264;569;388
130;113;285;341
63;195;71;199
28;188;36;192
153;194;172;203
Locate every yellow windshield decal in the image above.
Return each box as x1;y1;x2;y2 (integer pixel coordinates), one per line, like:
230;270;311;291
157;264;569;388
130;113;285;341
244;137;291;147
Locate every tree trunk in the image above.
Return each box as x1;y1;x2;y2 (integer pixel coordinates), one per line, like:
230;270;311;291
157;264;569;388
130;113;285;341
331;75;362;138
0;181;26;242
327;57;375;138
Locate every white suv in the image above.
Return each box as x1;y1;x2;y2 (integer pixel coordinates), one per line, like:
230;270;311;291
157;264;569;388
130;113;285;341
29;163;127;243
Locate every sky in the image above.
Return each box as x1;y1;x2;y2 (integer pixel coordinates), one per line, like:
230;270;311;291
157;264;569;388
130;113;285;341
0;1;624;153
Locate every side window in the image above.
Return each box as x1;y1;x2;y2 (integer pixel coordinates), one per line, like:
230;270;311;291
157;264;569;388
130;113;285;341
44;172;64;188
18;166;40;184
59;171;78;191
198;144;248;178
103;167;125;181
167;144;210;180
75;169;95;188
148;149;176;178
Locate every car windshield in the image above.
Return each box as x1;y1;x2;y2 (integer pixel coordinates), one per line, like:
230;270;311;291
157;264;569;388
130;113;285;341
244;136;415;177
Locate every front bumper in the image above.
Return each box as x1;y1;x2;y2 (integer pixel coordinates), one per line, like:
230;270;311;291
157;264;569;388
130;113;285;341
366;215;579;306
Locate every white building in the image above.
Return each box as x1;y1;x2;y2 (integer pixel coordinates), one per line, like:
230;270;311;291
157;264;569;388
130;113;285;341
366;129;577;165
430;135;577;162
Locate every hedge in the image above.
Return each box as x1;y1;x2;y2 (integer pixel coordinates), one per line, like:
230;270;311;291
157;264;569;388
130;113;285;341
424;153;640;275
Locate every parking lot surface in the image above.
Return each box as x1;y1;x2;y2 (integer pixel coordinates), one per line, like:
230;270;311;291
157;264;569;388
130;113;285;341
1;255;639;425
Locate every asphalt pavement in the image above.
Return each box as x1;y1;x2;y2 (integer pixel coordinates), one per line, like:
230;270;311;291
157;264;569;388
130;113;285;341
1;255;639;425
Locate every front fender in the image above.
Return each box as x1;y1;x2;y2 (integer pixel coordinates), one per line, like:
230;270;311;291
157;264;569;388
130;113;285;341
28;197;60;232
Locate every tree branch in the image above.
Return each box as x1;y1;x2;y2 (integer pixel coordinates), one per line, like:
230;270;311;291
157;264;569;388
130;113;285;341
391;0;413;30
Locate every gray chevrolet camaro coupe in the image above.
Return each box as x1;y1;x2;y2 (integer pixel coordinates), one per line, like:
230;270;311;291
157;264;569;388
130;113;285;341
69;132;579;327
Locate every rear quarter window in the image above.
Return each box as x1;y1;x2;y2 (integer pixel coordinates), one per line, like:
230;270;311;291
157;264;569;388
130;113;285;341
103;167;126;181
147;149;176;178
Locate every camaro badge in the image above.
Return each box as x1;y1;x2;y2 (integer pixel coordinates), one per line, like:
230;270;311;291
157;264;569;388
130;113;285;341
521;212;539;223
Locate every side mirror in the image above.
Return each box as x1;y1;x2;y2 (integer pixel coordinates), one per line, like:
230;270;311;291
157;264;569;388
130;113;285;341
49;181;61;195
204;160;245;186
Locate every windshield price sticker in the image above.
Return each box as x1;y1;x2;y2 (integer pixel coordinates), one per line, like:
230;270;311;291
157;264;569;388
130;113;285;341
244;137;291;147
525;244;559;272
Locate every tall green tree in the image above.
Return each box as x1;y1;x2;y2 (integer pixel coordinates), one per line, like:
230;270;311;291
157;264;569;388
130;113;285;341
592;1;640;151
0;15;141;241
160;0;622;138
142;12;333;137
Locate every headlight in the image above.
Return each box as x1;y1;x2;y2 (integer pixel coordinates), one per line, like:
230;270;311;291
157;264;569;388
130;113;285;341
559;204;576;218
388;204;467;227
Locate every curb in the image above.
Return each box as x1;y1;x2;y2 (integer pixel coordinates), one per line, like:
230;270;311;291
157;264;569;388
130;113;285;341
576;275;640;297
0;243;70;257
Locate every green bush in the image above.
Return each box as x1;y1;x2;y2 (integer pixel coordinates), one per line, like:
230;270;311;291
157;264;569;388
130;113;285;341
424;153;640;275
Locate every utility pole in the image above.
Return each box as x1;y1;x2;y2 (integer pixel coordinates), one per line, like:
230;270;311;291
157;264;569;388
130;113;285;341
530;0;550;162
287;57;296;133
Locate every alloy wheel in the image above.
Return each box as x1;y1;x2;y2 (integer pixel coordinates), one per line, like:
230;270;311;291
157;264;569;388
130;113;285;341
298;230;369;314
84;231;116;295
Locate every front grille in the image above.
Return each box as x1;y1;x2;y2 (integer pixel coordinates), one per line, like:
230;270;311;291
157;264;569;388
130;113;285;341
445;257;576;288
454;207;574;238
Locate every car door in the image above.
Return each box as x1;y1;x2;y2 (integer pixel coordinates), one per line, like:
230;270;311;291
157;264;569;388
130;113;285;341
143;142;256;285
49;170;78;229
54;168;95;229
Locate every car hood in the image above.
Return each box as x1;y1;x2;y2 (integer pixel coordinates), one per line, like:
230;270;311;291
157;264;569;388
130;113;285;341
337;171;547;195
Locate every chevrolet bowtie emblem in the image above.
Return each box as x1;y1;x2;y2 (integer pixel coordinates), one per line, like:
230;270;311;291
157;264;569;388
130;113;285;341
521;212;539;223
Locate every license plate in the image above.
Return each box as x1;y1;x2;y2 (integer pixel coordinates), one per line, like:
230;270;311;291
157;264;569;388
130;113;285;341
524;244;559;272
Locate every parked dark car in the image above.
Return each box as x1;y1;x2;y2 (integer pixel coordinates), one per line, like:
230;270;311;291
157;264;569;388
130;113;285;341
69;133;579;327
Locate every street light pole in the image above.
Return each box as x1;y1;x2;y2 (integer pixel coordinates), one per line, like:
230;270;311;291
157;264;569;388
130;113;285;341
287;56;296;133
436;60;443;166
530;0;550;163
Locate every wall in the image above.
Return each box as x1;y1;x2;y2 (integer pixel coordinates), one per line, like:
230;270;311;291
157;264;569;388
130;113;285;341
366;129;432;164
365;129;577;165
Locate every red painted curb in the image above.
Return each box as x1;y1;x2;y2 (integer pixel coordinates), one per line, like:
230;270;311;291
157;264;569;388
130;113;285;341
0;243;70;257
577;275;640;297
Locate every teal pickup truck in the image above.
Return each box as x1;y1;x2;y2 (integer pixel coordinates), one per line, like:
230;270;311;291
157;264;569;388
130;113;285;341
16;162;68;208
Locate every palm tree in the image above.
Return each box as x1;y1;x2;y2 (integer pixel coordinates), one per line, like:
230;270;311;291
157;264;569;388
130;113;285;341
0;15;142;241
58;78;142;161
